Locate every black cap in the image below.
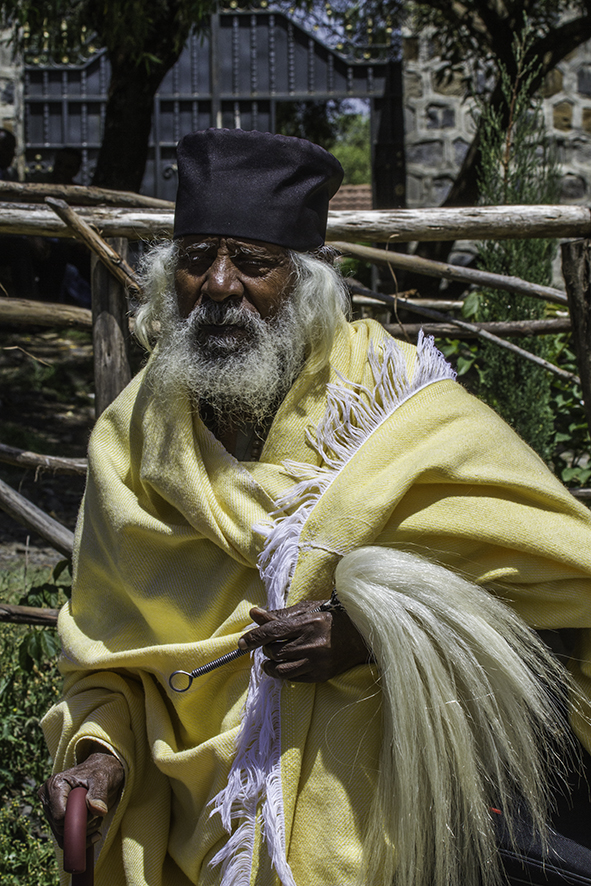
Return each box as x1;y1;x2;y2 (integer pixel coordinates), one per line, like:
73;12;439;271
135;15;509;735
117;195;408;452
173;129;343;251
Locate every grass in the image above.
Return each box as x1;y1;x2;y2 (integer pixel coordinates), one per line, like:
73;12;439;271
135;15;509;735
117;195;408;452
0;564;70;886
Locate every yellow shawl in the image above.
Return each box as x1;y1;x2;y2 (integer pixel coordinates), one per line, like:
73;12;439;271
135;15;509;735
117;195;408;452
43;319;591;886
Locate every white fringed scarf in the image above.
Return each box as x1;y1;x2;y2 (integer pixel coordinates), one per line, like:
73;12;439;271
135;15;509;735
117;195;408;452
209;331;456;885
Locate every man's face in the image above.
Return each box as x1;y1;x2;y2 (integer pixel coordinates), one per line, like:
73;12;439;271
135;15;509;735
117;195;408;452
174;236;294;350
152;235;305;424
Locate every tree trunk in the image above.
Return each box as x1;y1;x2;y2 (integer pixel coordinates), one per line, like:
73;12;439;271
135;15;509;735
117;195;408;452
561;239;591;439
92;55;180;192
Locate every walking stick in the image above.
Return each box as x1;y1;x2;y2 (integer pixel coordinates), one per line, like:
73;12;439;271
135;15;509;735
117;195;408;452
63;787;94;886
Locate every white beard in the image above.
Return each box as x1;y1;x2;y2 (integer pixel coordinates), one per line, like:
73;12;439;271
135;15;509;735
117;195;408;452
147;288;310;428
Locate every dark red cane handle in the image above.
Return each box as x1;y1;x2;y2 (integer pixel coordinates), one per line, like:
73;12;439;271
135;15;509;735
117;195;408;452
63;786;88;872
63;786;94;884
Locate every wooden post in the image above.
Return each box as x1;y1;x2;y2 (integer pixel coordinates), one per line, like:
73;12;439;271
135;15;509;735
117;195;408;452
561;239;591;438
91;237;132;418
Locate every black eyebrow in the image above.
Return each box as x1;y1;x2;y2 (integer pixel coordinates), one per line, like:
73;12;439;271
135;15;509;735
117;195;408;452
179;242;217;256
179;241;286;262
231;247;277;260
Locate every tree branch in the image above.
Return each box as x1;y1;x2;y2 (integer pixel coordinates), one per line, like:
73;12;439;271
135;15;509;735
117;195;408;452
349;283;579;384
0;603;58;627
0;478;74;558
0;442;87;475
332;240;568;304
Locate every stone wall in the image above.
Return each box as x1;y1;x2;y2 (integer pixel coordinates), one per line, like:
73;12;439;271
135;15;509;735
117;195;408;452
0;31;24;178
403;30;591;210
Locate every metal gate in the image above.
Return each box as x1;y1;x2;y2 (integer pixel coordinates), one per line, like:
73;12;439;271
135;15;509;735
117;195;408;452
24;8;403;204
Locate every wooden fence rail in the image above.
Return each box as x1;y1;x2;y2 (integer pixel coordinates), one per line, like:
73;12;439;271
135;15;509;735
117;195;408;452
0;202;591;243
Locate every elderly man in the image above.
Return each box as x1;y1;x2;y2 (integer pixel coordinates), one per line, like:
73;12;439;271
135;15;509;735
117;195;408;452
40;129;591;886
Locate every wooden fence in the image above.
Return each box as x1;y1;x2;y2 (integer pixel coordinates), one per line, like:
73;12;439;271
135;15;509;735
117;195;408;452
1;181;591;627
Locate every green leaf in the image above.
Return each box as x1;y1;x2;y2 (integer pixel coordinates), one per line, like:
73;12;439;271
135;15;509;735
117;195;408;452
456;354;476;376
39;631;61;659
17;637;32;673
461;290;481;319
52;559;72;582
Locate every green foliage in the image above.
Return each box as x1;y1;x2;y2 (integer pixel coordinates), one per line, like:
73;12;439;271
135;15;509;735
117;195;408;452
276;101;371;184
409;0;570;78
547;335;591;487
1;348;92;406
474;26;558;461
0;564;69;886
438;337;481;382
17;561;71;671
1;0;218;68
331;113;371;184
0;799;58;886
276;99;344;149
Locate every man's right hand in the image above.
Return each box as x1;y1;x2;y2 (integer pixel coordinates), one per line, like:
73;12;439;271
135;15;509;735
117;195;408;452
38;749;125;847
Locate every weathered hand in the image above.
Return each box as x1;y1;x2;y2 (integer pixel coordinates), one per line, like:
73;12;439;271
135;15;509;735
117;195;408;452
38;749;125;847
238;600;371;682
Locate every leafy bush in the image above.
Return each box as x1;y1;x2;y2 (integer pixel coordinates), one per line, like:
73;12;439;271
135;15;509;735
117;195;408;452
0;564;70;886
547;335;591;488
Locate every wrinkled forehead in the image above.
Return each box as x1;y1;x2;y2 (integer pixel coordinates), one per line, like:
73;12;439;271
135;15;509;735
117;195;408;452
177;236;291;266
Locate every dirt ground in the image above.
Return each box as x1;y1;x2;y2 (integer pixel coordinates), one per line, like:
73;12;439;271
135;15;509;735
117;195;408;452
0;326;95;573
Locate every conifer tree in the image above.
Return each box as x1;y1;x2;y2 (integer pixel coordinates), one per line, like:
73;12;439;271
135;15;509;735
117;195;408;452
475;27;558;459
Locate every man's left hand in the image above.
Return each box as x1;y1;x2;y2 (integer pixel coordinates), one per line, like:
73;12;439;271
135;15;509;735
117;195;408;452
238;601;371;682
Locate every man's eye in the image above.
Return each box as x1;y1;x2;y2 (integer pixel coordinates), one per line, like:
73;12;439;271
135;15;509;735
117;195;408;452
236;258;274;274
183;254;213;270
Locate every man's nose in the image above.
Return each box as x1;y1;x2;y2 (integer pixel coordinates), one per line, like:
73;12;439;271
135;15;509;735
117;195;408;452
200;255;243;302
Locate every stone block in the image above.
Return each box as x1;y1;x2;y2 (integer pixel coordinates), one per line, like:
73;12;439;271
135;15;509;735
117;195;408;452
404;107;416;134
560;173;586;201
406;174;423;206
565;47;582;64
407;139;444;167
433;175;454;203
404;72;423;99
552;135;568;164
0;80;14;104
403;38;419;62
448;247;477;267
426;104;455;129
540;68;563;98
428;36;442;59
582;107;591;133
578;65;591;96
568;136;591;163
432;70;465;97
553;100;573;131
453;138;470;165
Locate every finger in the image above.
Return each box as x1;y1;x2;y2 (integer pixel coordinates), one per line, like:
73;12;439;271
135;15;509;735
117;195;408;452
262;658;310;680
249;607;277;624
41;775;77;824
261;640;291;660
276;601;326;617
239;617;304;650
84;753;125;813
86;795;108;816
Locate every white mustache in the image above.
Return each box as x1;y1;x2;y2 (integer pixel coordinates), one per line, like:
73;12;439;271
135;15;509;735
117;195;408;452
188;300;260;331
